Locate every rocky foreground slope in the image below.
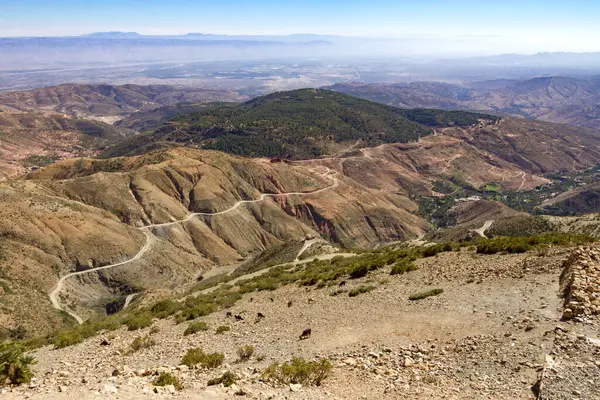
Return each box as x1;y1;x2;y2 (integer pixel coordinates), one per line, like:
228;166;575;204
3;243;599;399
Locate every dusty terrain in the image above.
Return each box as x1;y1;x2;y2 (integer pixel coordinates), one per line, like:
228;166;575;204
3;245;599;399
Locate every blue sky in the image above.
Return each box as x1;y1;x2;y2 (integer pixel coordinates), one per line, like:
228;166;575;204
1;0;599;52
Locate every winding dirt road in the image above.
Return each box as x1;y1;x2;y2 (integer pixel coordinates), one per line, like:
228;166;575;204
49;169;339;323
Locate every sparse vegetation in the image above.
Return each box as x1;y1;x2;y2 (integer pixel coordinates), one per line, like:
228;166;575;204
476;233;593;255
390;259;417;275
409;288;444;301
0;343;36;386
348;285;376;297
262;357;333;386
207;371;237;387
183;321;209;336
216;325;231;334
125;335;156;355
181;348;225;369
237;345;254;361
152;372;182;390
150;299;181;319
123;312;154;331
22;154;60;168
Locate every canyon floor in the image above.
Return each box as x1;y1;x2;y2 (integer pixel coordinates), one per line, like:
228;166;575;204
4;245;599;399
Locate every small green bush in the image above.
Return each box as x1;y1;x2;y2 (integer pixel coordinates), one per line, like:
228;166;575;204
348;285;375;297
0;343;37;386
150;300;181;319
409;288;444;301
126;335;156;355
152;372;182;390
181;348;224;369
184;321;209;336
207;371;237;387
178;303;218;321
390;260;417;275
54;331;84;349
237;345;254;361
123;312;154;331
262;357;332;386
216;325;231;334
349;264;368;279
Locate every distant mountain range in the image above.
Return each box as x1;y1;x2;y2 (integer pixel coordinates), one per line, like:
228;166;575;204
80;31;342;43
328;76;600;130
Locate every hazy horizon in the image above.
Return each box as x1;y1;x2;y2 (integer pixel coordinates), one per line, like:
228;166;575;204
2;0;600;55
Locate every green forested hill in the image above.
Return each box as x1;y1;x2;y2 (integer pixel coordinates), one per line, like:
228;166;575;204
102;89;498;159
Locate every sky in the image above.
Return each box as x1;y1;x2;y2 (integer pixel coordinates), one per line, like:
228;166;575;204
1;0;600;53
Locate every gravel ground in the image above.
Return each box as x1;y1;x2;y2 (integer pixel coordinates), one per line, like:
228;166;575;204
4;247;599;399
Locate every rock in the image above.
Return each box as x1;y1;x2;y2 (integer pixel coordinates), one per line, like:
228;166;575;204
343;357;357;366
289;383;302;392
176;365;189;372
58;386;67;393
167;384;176;394
562;308;574;320
102;383;118;394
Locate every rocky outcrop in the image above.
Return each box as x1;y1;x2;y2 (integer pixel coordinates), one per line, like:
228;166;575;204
559;246;600;321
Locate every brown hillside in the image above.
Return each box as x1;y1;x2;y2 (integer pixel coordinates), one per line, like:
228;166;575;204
0;84;243;117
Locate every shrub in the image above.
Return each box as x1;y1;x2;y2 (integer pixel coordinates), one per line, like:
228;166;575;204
409;288;444;301
184;321;209;336
262;358;333;386
348;285;376;297
390;260;417;275
178;303;218;321
126;335;156;355
152;372;182;390
207;371;237;387
150;300;181;319
237;345;254;361
216;325;231;334
0;344;36;386
54;331;84;349
475;234;593;255
349;264;368;279
181;348;224;369
123;312;154;331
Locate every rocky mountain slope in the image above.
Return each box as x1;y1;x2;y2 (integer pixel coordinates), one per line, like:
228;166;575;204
0;146;430;334
4;87;600;338
5;241;600;399
328;76;600;130
0;84;243;118
0;111;126;180
5;114;600;334
0;84;244;179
